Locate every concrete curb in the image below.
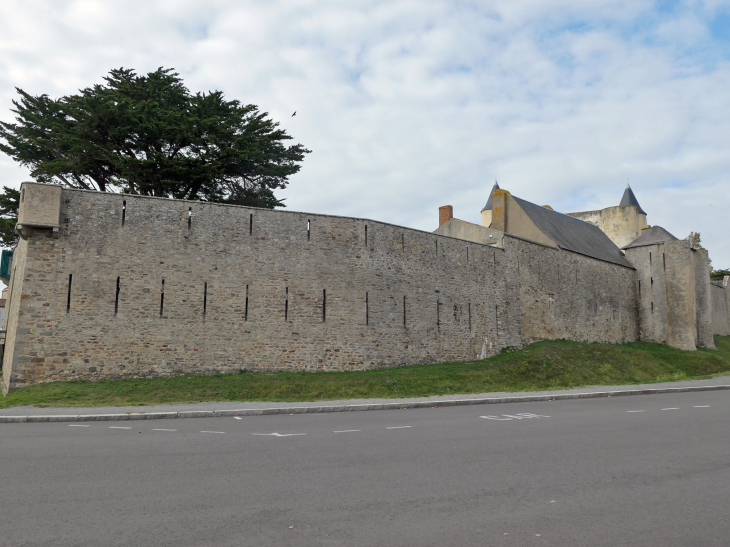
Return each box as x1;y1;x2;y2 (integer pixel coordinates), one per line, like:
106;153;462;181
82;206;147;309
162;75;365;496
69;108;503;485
1;384;729;423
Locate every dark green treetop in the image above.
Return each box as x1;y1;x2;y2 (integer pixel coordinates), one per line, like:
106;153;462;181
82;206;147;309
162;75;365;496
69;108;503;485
0;68;310;207
0;186;19;248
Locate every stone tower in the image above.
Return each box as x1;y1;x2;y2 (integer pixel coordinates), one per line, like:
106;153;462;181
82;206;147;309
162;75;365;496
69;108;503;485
480;181;500;228
567;185;648;248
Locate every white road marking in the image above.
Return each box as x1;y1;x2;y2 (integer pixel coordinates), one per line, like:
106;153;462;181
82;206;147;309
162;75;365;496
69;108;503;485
386;426;412;429
68;424;90;427
661;408;679;410
626;410;645;413
234;417;243;420
333;429;361;433
153;428;176;431
201;431;225;434
109;426;131;429
481;413;550;420
251;432;306;437
694;405;710;408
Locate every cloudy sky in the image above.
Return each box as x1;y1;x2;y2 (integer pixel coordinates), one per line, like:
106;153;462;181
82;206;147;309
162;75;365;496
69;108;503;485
1;0;729;267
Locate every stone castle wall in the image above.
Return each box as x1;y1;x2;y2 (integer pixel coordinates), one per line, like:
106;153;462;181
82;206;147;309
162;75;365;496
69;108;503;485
711;282;730;336
2;188;639;392
567;205;646;249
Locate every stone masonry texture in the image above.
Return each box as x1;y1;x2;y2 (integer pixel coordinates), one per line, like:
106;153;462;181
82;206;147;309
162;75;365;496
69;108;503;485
0;186;725;393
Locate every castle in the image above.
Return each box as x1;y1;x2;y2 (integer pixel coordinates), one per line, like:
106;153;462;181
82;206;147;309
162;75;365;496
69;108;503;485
2;182;729;394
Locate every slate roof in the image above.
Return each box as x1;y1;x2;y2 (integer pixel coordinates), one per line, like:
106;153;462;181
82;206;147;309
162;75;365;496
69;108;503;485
481;182;500;211
511;196;635;268
621;225;678;250
619;185;646;215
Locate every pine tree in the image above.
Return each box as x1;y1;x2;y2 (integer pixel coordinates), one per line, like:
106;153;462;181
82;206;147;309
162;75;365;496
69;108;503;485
0;68;310;207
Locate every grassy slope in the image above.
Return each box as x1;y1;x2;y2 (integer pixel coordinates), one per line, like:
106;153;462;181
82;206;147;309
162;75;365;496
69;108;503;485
1;336;729;409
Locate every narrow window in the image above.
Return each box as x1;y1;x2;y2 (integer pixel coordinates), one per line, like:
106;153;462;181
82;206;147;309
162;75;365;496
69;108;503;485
285;287;289;321
468;302;472;331
249;214;253;236
493;253;496;268
66;274;72;313
122;201;126;226
649;252;652;265
651;277;654;289
437;300;440;332
495;305;498;334
466;247;469;262
245;285;249;321
366;292;369;325
322;289;326;323
307;219;311;241
115;277;120;315
651;302;654;314
188;207;192;230
160;279;165;316
663;253;666;270
401;234;404;252
403;296;407;327
203;282;207;315
435;241;438;255
638;280;641;298
365;225;368;246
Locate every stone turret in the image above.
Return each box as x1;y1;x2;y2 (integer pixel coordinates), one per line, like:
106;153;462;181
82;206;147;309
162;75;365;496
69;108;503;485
480;181;500;227
619;184;646;215
567;184;648;248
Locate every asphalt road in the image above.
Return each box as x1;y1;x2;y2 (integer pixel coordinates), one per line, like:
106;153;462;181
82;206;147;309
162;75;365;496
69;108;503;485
1;391;728;546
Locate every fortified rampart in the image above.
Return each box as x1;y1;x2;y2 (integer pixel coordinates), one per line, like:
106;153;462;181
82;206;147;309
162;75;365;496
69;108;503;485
2;184;639;393
711;280;730;336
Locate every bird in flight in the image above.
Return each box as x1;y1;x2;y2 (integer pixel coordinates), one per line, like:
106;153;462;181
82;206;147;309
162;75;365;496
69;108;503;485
292;111;297;117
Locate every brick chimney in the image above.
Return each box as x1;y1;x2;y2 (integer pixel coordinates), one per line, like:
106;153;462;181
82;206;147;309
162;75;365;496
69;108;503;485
439;205;453;227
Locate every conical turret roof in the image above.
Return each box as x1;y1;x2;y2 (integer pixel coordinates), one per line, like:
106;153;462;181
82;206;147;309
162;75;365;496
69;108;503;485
619;184;646;215
481;182;500;211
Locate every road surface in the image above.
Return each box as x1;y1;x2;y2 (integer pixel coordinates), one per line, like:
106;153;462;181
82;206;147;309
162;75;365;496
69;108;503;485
1;391;728;546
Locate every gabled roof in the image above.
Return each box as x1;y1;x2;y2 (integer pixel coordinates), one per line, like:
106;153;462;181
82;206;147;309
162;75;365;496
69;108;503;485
621;226;678;250
511;196;634;268
481;182;500;211
619;185;646;215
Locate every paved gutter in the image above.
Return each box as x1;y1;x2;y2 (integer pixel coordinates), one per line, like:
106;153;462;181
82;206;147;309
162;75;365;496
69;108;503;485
1;375;729;423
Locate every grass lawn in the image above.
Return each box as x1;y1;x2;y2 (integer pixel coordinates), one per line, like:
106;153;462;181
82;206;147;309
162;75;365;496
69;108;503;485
1;336;729;409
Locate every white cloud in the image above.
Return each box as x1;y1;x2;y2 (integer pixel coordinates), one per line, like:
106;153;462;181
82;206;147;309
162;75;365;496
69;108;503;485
0;0;729;267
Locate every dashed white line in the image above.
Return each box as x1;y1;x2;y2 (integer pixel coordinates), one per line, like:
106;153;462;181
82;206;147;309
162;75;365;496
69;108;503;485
694;405;711;408
661;408;679;410
68;424;90;427
109;426;131;429
251;432;306;437
386;426;412;429
234;417;243;420
201;431;225;434
333;429;361;433
153;428;176;432
626;410;645;413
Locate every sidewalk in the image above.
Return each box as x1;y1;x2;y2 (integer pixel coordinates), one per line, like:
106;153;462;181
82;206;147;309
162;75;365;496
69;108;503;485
1;374;729;422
